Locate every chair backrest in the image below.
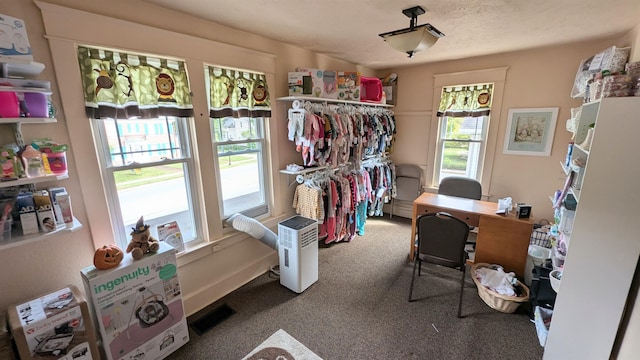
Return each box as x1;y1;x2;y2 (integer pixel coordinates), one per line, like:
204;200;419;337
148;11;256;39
395;164;423;201
416;212;470;268
438;176;482;200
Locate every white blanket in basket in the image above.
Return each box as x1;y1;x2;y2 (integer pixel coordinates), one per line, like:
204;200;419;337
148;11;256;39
475;266;517;296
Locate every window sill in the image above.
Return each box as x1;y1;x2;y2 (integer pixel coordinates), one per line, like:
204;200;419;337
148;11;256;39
175;213;289;267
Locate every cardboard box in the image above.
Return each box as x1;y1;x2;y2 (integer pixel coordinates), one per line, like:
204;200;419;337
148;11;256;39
0;14;33;60
287;71;308;96
81;242;189;360
322;70;338;99
336;71;361;101
0;312;17;360
48;187;67;226
382;84;396;105
7;285;100;360
33;190;56;233
15;192;38;236
294;68;324;98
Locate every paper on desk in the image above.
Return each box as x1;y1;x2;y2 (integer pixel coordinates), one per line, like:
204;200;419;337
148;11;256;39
497;197;512;215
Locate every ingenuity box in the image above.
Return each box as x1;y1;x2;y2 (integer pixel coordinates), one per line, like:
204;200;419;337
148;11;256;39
7;284;100;360
80;242;189;360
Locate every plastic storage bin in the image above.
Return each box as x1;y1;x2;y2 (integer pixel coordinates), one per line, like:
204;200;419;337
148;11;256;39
0;91;20;118
535;306;553;347
360;76;383;102
525;245;552;286
23;92;48;118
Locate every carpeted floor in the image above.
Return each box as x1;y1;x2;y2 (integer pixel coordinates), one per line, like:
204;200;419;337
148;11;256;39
167;216;544;359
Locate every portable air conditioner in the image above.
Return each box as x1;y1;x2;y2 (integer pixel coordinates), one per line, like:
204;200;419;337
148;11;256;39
277;216;318;293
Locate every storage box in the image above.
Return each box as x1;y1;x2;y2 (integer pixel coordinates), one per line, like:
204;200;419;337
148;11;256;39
0;14;33;60
322;70;338;99
381;73;397;105
360;76;383;103
0;312;17;360
288;71;309;96
7;285;100;360
33;190;56;233
534;306;553;347
336;71;361;101
15;192;38;236
293;68;325;98
81;242;188;360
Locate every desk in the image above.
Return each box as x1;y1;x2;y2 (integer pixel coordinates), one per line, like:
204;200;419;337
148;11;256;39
410;193;534;278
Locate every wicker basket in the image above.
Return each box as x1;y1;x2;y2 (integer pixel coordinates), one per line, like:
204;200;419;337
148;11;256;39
471;263;530;313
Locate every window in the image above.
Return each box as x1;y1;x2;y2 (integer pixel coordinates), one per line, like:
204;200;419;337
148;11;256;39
434;115;488;184
432;83;494;188
93;117;199;248
206;66;272;220
211;117;268;218
77;45;199;249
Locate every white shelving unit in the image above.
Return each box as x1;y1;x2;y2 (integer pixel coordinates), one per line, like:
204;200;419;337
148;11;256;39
0;59;83;250
544;97;640;359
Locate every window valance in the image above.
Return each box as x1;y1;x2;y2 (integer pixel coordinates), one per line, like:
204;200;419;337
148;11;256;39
207;66;271;118
437;84;493;117
77;46;194;119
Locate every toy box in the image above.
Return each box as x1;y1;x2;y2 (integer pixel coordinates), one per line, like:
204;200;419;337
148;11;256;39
80;242;188;360
293;68;325;98
7;285;100;360
337;71;361;101
0;14;33;60
322;70;338;99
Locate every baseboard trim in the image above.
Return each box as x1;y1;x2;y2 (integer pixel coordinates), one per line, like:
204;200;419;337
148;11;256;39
182;252;278;317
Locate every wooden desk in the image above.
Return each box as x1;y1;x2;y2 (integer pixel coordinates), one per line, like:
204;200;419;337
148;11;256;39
410;193;534;278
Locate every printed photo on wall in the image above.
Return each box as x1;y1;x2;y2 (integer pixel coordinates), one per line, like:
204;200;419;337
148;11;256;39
503;107;558;156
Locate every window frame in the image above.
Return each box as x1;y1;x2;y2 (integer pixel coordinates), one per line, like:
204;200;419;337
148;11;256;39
433;113;489;186
427;67;509;197
91;116;203;248
210;115;271;220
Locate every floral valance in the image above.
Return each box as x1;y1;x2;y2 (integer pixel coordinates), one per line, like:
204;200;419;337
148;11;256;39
207;66;271;118
437;84;493;117
77;46;194;119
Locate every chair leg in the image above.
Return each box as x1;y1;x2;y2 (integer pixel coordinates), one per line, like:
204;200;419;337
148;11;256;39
389;198;394;219
418;260;422;276
457;264;466;318
408;258;419;302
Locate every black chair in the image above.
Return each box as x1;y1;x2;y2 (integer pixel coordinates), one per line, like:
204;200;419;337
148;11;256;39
438;176;482;248
408;212;470;318
438;176;482;200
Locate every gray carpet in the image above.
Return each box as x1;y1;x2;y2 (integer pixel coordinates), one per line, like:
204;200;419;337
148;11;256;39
168;216;544;359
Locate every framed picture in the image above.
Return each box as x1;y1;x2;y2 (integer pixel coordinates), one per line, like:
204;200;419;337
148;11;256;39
503;107;559;156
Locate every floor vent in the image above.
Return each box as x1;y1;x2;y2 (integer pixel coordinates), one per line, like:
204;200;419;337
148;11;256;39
189;303;236;336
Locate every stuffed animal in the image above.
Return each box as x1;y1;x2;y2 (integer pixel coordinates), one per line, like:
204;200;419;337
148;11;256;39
126;216;160;260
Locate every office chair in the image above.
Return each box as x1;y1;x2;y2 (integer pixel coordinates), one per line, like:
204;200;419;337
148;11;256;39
438;176;482;248
438;176;482;200
390;164;423;218
408;212;470;318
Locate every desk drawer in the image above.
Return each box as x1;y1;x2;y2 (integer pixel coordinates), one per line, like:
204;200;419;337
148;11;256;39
418;205;480;227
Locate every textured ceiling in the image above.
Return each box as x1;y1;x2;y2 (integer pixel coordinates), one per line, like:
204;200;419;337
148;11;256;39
144;0;640;70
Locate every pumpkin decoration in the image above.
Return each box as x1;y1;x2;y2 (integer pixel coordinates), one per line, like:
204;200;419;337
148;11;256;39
94;244;124;270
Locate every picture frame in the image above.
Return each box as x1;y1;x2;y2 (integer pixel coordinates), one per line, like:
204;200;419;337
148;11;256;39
503;107;559;156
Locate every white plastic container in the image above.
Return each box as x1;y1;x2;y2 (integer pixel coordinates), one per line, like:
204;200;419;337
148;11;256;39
525;245;552;286
21;145;44;178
